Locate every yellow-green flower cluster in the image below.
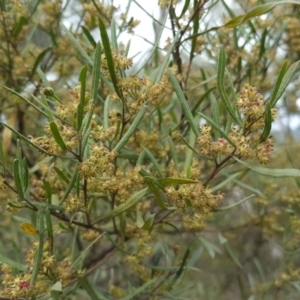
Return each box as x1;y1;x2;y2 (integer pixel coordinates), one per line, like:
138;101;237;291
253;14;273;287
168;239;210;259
197;84;276;164
166;183;223;231
1;240;75;298
78;146;117;179
237;83;277;132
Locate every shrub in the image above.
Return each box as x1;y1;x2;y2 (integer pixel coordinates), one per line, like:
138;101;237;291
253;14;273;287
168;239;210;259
0;0;300;299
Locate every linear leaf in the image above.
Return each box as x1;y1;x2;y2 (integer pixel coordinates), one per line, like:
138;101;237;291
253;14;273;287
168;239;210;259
269;60;300;108
54;167;70;184
234;157;300;177
268;60;288;106
211;172;241;192
31;208;45;285
1;85;48;118
79;278;101;300
225;1;300;28
98;17;122;99
81;25;97;48
45;207;54;254
217;47;242;126
120;278;158;300
49;121;67;150
142;146;164;178
259;102;272;143
1;122;49;155
13;160;24;198
72;233;104;270
30;47;52;78
0;137;6;176
199;112;235;147
158;178;200;186
114;105;148;152
168;70;198;136
91;42;102;105
213;194;255;212
77;65;88;130
144;177;167;209
61;24;93;66
0;252;27;272
95;188;148;222
211;95;221;139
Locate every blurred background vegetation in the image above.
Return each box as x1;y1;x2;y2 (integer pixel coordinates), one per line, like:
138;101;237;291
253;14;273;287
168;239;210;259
1;0;300;299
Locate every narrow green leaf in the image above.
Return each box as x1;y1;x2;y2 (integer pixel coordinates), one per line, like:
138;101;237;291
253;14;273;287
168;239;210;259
142;213;155;232
95;188;148;222
45;207;54;254
72;233;104;270
0;122;49;155
259;102;272;143
81;25;97;47
198;236;222;259
104;232;129;254
0;252;27;272
199;112;236;147
54;167;70;184
225;243;242;269
21;157;29;193
189;0;200;63
60;168;79;204
91;42;102;105
213;194;255;212
136;208;144;228
224;15;245;29
168;70;198;136
37;68;51;87
103;96;110;129
211;95;221;139
120;278;158;300
142;146;164;178
50;282;63;300
114;105;148;152
42;180;52;203
0;137;6;177
259;29;267;58
269;60;300;108
1;85;48;118
110;19;118;52
211;172;241;192
168;135;179;172
30;47;52;78
179;0;191;18
158;178;200;186
168;247;190;287
269;60;288;106
217;47;242;126
13;16;28;38
29;201;65;212
225;1;300;29
253;257;266;281
234;157;300;177
14;160;24;198
155;30;181;84
49;121;67;150
144;177;167;209
61;24;93;66
31;208;45;285
192;87;215;114
77;65;88;130
98;17;122;99
79;278;101;300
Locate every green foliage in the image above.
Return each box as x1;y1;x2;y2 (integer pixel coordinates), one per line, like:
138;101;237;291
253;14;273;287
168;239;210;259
0;0;300;299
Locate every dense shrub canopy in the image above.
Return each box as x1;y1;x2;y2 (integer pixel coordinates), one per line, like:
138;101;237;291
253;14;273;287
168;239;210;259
0;0;300;299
